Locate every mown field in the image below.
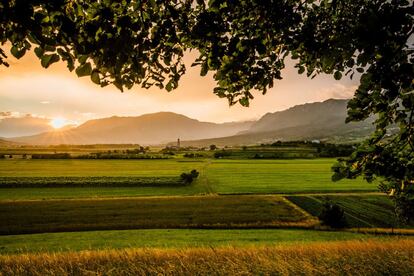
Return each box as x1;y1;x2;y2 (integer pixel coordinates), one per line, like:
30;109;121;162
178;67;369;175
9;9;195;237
0;159;206;177
0;158;377;200
2;240;414;275
205;159;376;194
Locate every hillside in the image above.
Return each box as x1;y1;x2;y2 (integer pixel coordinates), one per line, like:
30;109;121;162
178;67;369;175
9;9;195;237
0;138;19;146
177;99;375;146
9;112;254;145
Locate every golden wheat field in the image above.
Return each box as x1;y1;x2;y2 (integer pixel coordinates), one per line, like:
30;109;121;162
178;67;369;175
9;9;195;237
1;239;414;276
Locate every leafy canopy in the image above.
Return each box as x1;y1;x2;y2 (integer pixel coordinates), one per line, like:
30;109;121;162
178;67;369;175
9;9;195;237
1;0;413;219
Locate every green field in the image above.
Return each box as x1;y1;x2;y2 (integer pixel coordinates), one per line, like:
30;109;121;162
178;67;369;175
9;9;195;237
0;195;312;235
0;229;403;254
205;159;376;194
0;155;403;264
286;195;402;228
0;159;206;177
0;159;377;200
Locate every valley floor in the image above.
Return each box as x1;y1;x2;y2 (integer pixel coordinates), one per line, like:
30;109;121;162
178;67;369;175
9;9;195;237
0;157;412;274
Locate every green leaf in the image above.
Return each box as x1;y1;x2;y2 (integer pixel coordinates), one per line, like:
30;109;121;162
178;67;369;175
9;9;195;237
34;47;44;58
334;71;342;80
113;79;124;92
11;46;25;59
200;63;208;76
78;55;88;65
75;62;92;77
41;54;60;68
91;71;100;84
239;97;249;107
166;81;175;92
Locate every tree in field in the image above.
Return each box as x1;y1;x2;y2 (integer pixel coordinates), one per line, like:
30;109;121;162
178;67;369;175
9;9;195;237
1;0;413;221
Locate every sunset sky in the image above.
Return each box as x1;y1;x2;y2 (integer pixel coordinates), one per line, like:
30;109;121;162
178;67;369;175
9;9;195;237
0;49;359;125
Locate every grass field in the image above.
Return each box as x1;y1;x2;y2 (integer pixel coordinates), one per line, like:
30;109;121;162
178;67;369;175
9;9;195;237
0;159;377;200
2;240;414;275
205;159;376;194
286;195;403;228
1;156;404;274
0;195;312;235
0;159;206;177
0;229;404;254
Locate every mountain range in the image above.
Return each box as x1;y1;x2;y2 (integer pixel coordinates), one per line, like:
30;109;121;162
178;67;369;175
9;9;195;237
178;99;375;146
2;99;374;146
7;112;254;145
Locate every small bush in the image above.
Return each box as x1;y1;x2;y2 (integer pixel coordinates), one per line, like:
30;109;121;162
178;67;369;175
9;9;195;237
180;169;199;184
318;201;347;228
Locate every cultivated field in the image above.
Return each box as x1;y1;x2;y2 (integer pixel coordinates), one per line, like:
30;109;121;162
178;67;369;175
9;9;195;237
286;195;401;228
205;159;376;194
0;195;312;235
0;148;411;274
0;158;377;200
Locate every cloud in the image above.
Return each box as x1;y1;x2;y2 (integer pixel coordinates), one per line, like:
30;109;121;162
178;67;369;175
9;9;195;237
0;115;53;137
0;111;12;118
316;84;357;100
40;101;50;104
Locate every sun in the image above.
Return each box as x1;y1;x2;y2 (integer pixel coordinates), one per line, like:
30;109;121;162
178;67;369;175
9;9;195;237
50;117;68;129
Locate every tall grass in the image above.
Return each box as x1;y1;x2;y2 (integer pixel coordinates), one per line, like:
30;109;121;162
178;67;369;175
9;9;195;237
1;240;413;275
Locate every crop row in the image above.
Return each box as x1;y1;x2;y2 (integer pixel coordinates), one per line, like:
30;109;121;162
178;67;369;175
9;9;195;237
286;195;404;228
0;176;185;188
0;195;310;235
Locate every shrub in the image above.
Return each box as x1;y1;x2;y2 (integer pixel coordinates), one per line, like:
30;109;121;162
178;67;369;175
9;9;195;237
318;201;347;228
209;144;217;151
214;151;231;158
180;169;199;184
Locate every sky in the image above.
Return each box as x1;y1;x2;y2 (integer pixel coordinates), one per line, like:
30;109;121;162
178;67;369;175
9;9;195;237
0;48;359;126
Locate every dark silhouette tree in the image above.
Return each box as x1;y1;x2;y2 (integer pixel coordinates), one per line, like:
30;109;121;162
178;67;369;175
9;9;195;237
1;0;413;221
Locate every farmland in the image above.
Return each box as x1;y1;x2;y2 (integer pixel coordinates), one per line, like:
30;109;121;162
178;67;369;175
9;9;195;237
0;158;377;200
0;195;312;235
205;159;376;194
286;195;401;228
0;146;410;275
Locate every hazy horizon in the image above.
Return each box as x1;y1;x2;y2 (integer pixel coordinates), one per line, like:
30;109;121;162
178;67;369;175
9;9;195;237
0;47;359;131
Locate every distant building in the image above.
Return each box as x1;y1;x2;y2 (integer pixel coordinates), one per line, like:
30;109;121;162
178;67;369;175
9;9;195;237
177;138;180;148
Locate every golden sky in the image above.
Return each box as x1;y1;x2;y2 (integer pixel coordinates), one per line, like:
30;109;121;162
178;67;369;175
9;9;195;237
0;48;359;125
